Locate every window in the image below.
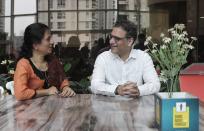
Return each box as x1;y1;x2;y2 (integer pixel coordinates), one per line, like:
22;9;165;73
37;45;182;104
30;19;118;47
86;22;89;28
119;5;126;10
14;16;36;36
38;13;48;25
49;0;53;8
50;13;53;19
57;12;66;19
38;0;48;11
0;17;11;39
86;0;89;8
57;22;66;29
50;22;53;29
57;0;65;8
14;0;36;15
57;33;65;37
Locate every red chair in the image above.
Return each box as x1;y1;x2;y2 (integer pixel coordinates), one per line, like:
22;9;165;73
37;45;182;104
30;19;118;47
179;63;204;102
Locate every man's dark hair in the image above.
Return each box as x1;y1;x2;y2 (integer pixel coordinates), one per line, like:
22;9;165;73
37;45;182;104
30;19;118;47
113;20;137;42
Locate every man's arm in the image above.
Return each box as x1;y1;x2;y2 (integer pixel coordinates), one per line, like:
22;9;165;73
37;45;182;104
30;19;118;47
91;55;118;96
137;53;161;96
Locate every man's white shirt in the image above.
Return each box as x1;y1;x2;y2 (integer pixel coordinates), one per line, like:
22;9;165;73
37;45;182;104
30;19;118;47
90;49;160;96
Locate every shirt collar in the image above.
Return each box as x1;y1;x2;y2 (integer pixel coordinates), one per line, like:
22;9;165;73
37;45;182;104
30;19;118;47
110;49;138;61
128;49;137;59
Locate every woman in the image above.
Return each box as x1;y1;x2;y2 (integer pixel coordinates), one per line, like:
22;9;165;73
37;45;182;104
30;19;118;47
14;23;75;100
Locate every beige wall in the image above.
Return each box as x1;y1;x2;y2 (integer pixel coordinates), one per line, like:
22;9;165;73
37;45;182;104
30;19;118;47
148;0;185;5
149;10;169;39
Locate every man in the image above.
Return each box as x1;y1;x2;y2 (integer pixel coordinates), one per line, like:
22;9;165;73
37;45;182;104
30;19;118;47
91;20;160;97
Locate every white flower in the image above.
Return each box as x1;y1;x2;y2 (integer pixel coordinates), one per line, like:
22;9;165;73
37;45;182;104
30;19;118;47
183;44;188;49
1;59;14;65
178;34;185;40
8;60;14;64
177;42;182;46
184;38;189;42
159;73;168;83
160;71;165;76
183;44;191;49
178;35;182;40
144;49;149;52
159;77;168;83
174;24;179;29
159;71;168;83
174;24;185;30
171;30;176;34
172;32;179;38
9;69;15;75
146;36;152;41
183;44;194;50
191;37;197;41
179;48;185;54
188;45;194;49
152;50;157;53
162;37;171;43
160;33;165;38
168;28;174;32
183;31;188;36
179;50;185;54
178;24;185;30
165;38;171;43
152;43;158;48
144;41;149;46
1;60;7;65
161;45;167;49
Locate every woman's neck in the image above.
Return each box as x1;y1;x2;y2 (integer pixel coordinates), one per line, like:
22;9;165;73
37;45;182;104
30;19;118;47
31;52;45;63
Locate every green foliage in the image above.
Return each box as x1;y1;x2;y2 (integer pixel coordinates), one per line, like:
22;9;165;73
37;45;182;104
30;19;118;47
70;78;91;94
0;74;12;94
145;24;197;97
64;63;71;73
63;60;91;94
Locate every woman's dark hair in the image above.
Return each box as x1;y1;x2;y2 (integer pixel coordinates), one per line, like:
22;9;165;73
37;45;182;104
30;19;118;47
18;23;49;60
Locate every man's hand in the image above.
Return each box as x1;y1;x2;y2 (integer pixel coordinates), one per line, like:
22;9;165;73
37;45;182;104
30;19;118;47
59;86;76;97
47;86;58;95
116;82;140;98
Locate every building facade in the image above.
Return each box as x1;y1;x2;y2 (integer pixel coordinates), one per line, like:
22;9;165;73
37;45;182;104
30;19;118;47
0;0;5;32
38;0;145;47
38;0;118;47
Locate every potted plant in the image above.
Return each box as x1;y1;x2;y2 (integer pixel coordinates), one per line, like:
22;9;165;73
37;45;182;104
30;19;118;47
145;24;199;131
0;59;15;95
63;62;91;94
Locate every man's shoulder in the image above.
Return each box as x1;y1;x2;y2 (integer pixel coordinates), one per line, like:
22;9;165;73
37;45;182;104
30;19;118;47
95;50;114;64
132;49;149;58
97;50;112;58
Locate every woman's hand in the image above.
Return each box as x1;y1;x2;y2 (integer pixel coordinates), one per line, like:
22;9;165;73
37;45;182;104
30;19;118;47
47;86;58;95
59;86;76;97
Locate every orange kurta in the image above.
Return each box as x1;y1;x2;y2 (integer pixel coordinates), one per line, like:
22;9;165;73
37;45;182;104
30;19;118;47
14;58;69;100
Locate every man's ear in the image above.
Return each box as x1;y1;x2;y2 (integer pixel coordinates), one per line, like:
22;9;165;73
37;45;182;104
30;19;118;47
128;38;134;47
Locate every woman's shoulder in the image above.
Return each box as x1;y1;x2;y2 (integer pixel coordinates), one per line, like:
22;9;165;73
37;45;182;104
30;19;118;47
15;58;32;73
16;58;31;67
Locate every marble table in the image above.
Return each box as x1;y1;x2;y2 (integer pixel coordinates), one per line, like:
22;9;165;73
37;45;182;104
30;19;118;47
0;94;203;131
